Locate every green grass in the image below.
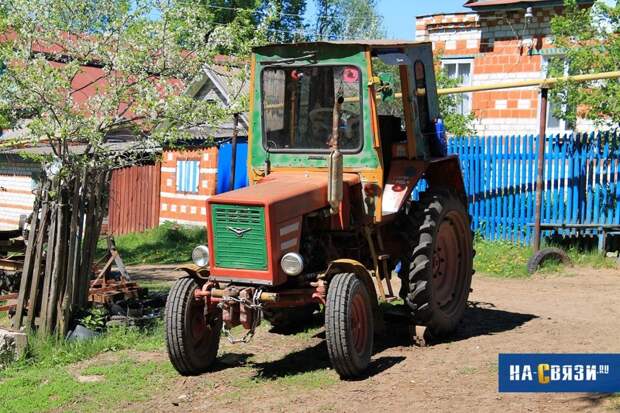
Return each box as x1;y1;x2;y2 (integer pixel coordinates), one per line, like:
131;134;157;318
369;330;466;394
0;323;166;412
220;367;337;402
3;322;164;373
138;279;174;294
98;221;206;265
0;356;174;413
473;237;616;278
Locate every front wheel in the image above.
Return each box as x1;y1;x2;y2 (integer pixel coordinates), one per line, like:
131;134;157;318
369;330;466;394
325;272;374;379
165;277;222;375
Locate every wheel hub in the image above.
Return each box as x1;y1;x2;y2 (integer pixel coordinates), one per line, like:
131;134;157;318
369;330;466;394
350;292;369;355
433;216;461;309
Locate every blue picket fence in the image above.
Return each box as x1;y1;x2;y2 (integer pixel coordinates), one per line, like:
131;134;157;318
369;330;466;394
447;131;620;245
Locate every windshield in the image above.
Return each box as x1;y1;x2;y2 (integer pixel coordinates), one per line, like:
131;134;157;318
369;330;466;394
261;65;363;152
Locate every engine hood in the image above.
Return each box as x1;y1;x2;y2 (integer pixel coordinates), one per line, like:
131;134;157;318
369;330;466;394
207;171;360;223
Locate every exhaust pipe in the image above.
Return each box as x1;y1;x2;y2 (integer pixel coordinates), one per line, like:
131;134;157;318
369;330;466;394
328;96;344;215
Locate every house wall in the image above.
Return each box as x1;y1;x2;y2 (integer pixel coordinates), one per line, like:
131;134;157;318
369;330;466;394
0;160;39;230
159;148;219;227
416;6;592;137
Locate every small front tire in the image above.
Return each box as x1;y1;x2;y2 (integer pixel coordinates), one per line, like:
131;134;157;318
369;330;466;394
165;277;222;375
325;272;374;379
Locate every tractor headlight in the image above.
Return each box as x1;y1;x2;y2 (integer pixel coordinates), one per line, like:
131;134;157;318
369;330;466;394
192;245;210;267
281;252;304;276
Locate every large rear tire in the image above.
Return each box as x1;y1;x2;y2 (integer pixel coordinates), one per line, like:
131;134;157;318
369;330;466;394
406;191;474;336
325;272;374;379
165;277;222;375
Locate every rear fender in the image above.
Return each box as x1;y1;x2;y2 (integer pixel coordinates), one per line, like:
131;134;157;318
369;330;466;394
382;156;467;216
425;156;467;203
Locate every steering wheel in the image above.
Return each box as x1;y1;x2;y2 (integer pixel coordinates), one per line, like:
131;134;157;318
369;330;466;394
309;108;360;146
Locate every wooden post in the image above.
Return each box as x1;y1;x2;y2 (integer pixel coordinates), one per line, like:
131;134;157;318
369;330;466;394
60;174;81;336
39;191;58;334
24;189;50;330
13;185;43;327
533;87;549;252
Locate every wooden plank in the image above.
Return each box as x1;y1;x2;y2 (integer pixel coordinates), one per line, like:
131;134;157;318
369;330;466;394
153;163;160;229
48;188;68;334
13;184;43;327
558;134;567;232
610;131;620;224
516;134;524;243
60;174;81;336
593;132;601;225
69;168;86;309
23;193;50;330
39;193;58;333
603;133;611;225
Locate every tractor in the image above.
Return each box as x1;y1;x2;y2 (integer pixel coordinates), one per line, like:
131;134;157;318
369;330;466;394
165;41;474;379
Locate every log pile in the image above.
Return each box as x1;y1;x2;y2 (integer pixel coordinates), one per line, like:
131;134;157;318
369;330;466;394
13;168;110;336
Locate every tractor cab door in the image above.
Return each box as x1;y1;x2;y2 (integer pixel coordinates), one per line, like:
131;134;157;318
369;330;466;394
372;44;439;166
404;45;440;159
371;44;440;217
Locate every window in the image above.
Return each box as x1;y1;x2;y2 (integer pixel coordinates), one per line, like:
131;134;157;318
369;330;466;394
261;65;363;152
176;160;200;193
442;59;472;115
414;61;434;136
542;57;572;133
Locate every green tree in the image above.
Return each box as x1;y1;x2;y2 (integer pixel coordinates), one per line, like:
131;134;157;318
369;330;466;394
313;0;384;40
0;0;260;155
263;0;307;42
0;0;262;332
201;1;307;44
436;68;476;137
549;0;620;127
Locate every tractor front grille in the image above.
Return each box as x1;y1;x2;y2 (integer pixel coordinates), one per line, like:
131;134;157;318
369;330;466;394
211;204;268;270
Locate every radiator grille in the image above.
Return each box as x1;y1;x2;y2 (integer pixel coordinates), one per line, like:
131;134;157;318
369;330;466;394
211;204;267;270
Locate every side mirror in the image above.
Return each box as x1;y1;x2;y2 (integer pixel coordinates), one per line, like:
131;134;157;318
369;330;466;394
377;72;395;102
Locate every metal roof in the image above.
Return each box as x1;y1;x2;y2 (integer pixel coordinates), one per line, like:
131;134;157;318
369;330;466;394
464;0;593;9
254;40;430;52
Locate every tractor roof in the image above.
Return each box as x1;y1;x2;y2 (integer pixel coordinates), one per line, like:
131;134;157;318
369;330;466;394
253;40;430;53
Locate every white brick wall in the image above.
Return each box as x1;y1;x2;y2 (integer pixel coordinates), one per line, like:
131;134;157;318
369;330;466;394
474;117;539;136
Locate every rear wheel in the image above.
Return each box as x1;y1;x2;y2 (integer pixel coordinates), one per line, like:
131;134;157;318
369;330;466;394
406;191;473;336
165;277;222;375
325;272;374;379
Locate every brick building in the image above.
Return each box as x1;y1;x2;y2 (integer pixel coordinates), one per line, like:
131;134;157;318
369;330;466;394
415;0;595;136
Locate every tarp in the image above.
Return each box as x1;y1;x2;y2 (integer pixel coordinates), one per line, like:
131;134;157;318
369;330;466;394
216;141;248;194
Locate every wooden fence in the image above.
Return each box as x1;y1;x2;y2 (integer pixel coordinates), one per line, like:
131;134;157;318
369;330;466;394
106;163;161;235
447;131;620;245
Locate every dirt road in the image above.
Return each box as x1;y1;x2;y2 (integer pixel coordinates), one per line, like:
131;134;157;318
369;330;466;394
127;266;620;413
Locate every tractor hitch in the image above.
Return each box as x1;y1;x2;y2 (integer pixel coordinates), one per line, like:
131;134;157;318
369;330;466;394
193;283;322;343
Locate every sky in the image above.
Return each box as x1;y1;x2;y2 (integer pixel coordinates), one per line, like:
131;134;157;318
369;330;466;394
379;0;469;39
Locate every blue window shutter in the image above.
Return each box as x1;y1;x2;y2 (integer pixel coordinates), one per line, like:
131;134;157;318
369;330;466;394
176;160;200;193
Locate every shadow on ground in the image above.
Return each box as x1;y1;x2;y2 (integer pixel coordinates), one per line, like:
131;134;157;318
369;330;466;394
210;352;254;372
379;300;538;348
569;393;619;411
452;301;538;341
206;300;538;380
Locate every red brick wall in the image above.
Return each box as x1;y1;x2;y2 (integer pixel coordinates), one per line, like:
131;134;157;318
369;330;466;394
159;148;218;226
416;6;584;135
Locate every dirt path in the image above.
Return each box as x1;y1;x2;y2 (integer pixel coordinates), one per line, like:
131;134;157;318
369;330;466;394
127;266;620;413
